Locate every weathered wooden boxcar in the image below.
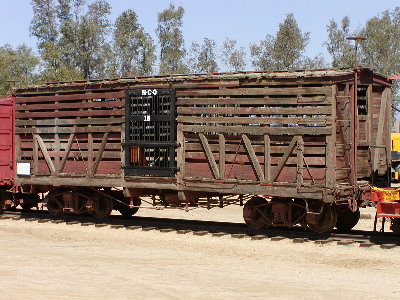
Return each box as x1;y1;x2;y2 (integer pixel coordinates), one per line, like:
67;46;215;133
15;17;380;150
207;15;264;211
11;68;392;232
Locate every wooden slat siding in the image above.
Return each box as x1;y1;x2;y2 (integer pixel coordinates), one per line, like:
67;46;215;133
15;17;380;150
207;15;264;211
199;133;220;179
297;136;304;187
177;106;331;115
58;133;75;173
87;133;94;177
33;134;38;174
179;125;332;135
185;163;326;183
184;142;327;155
242;134;264;182
219;134;225;180
264;135;271;182
92;131;110;175
15;100;124;111
386;88;392;171
21;141;121;150
177;116;330;125
34;134;56;174
176;129;185;187
325;85;337;190
16;110;124;119
16;118;123;126
15;126;121;134
177;96;331;105
185;152;326;166
271;136;298;182
54;133;60;172
373;88;388;171
15;91;125;103
177;86;331;96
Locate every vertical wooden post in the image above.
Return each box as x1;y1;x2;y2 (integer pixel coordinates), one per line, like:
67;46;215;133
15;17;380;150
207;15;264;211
33;133;38;175
326;85;337;193
367;84;373;146
219;134;225;180
54;133;60;173
296;135;304;187
176;125;185;186
264;135;271;183
87;132;93;177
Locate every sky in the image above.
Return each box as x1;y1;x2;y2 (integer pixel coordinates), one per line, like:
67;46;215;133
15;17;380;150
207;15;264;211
0;0;399;66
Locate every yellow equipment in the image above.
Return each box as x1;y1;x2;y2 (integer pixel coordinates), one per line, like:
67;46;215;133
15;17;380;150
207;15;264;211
391;133;400;180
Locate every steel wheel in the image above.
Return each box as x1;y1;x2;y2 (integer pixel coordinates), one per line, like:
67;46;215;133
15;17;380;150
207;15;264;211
46;190;64;216
243;197;271;230
307;204;337;233
335;208;360;232
117;197;141;217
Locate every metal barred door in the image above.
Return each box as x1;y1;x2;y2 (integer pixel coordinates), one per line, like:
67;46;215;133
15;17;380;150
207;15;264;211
124;89;176;176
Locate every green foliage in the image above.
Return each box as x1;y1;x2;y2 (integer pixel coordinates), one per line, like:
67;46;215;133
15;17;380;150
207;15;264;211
188;38;218;73
251;14;309;70
221;38;246;72
324;17;354;68
114;9;156;77
0;44;39;95
156;4;188;74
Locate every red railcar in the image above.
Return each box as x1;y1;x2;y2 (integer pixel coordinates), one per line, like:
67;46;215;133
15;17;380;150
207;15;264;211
0;68;395;232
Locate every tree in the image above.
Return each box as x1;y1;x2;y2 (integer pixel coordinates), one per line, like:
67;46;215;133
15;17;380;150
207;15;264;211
0;44;39;95
250;13;310;70
221;38;246;72
30;0;58;50
113;9;156;76
324;17;354;68
156;4;187;74
188;38;218;73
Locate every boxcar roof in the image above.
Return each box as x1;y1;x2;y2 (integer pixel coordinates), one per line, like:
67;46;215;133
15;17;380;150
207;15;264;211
13;67;390;95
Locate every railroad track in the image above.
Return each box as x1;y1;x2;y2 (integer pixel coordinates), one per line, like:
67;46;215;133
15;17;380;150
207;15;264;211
1;210;399;249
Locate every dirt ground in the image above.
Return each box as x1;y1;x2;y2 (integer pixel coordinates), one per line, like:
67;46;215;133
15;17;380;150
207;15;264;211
1;205;399;300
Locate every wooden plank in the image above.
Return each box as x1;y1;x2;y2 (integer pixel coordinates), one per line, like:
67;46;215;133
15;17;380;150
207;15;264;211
15;126;121;134
325;85;336;188
373;89;388;171
15;100;124;111
16;109;124;119
177;106;332;115
179;124;332;135
176;128;185;186
271;136;298;182
297;135;304;187
199;133;220;179
33;134;38;174
177;116;330;125
16;118;123;127
177;96;331;105
87;133;94;176
242;134;264;182
58;133;76;173
34;134;55;174
15;91;125;104
92;131;110;174
177;86;331;97
219;134;225;179
264;135;271;182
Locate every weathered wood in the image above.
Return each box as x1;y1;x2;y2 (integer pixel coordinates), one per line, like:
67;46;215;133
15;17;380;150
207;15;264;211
179;124;332;135
177;106;332;115
271;136;298;182
15;126;121;134
92;131;110;175
34;134;55;174
219;134;225;179
58;133;76;173
325;85;337;188
15;100;124;111
87;133;94;176
15;91;124;104
242;134;264;182
373;89;388;171
177;116;330;125
199;133;220;179
264;135;271;183
16;109;124;119
177;86;330;96
15;118;123;127
297;135;304;187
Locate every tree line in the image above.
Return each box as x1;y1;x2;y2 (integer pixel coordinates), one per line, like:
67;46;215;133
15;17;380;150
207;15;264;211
0;1;400;97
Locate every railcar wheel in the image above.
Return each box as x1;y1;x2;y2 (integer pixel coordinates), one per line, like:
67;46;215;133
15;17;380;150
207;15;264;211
307;204;337;233
117;197;141;218
335;208;360;232
91;195;112;219
0;192;5;213
243;197;271;230
46;190;64;216
390;218;400;234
